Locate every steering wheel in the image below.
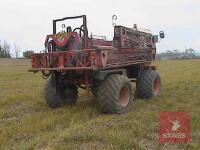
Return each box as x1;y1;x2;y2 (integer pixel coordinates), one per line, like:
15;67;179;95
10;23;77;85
73;25;84;37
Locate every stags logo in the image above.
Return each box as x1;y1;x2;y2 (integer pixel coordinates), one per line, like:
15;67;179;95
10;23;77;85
159;112;190;143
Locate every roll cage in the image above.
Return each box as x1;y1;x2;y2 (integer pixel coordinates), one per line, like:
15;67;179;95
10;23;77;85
52;15;89;49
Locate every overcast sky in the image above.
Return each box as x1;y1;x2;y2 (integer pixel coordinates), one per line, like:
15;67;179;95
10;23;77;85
0;0;199;55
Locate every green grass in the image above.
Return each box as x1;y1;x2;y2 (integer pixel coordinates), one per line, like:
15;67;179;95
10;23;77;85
0;58;200;149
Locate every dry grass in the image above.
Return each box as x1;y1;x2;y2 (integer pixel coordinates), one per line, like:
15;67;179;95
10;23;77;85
0;58;200;149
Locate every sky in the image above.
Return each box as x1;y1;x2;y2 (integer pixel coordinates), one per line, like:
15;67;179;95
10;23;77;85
0;0;200;56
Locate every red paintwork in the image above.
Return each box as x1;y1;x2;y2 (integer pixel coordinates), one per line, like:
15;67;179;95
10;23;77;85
45;32;82;52
91;39;112;47
31;48;153;71
45;32;80;47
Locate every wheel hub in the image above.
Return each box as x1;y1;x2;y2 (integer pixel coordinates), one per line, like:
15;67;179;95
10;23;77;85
119;85;130;107
153;77;160;95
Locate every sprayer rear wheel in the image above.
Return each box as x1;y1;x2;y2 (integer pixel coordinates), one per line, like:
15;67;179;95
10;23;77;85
96;74;133;114
136;69;161;99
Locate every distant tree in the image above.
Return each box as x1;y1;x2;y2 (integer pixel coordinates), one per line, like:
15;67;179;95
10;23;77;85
0;40;11;58
185;48;195;58
23;50;34;58
14;43;20;58
173;49;179;54
166;50;172;54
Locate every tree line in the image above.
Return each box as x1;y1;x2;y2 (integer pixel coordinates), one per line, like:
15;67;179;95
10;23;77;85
157;48;200;60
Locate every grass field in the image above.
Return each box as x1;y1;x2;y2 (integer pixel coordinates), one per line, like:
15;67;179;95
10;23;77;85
0;58;200;149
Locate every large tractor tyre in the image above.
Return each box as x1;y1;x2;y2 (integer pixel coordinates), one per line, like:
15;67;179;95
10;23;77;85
136;69;161;99
97;74;133;114
44;77;78;108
